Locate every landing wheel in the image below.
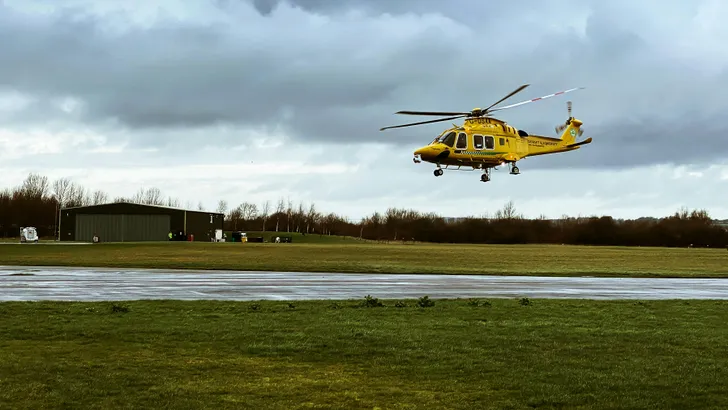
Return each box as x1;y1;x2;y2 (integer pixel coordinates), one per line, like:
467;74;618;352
510;165;520;175
480;167;491;182
434;168;443;177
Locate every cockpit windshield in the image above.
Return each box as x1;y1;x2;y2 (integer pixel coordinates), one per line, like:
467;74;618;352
432;130;457;146
431;132;445;144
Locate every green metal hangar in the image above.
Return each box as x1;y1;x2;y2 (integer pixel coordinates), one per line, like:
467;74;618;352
59;202;224;242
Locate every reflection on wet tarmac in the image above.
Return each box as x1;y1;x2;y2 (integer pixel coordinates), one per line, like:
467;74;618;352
2;265;728;301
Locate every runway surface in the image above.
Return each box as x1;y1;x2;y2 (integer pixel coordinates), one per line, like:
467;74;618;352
2;265;728;301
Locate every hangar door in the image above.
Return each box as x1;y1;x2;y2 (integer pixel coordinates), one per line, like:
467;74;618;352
75;214;171;242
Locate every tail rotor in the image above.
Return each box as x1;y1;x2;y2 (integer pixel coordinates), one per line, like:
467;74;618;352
555;100;583;137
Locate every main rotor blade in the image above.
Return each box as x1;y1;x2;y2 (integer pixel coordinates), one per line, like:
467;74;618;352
482;84;530;113
395;110;471;116
488;87;584;113
380;115;467;131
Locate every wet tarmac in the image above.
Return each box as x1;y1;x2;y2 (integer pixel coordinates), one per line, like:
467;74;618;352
2;265;728;301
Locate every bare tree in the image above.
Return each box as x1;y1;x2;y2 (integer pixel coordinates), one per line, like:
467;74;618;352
130;187;165;205
166;196;180;207
216;199;228;215
21;173;49;199
306;202;317;233
239;202;258;222
52;177;72;208
5;171;728;247
227;207;243;230
498;200;519;220
261;200;270;231
295;202;306;232
197;201;204;211
131;188;144;204
275;198;285;231
92;190;108;205
65;183;87;207
286;198;293;232
144;187;164;205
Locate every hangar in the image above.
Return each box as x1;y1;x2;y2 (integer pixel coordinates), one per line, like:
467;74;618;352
58;202;224;242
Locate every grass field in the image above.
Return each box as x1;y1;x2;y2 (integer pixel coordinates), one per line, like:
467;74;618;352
1;240;727;277
1;298;726;408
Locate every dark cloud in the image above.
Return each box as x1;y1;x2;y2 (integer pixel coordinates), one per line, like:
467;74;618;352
0;0;726;169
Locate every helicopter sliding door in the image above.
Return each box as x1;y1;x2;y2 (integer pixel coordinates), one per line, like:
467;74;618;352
471;134;495;164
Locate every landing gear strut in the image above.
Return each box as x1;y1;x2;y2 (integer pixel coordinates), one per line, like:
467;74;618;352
480;167;491;182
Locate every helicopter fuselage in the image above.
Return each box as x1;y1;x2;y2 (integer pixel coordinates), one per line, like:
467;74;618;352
379;83;589;182
412;116;588;169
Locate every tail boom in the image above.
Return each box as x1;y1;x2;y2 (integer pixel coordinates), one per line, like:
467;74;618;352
523;117;590;157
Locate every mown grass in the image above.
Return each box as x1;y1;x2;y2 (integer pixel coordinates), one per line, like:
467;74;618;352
0;298;726;409
1;241;727;277
0;231;361;244
228;230;367;244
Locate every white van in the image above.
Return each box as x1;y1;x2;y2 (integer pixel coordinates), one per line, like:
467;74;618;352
20;226;39;243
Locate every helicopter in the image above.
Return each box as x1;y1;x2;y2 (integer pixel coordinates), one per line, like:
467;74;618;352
380;84;591;182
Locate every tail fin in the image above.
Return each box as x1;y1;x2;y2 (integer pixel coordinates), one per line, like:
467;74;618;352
558;118;583;145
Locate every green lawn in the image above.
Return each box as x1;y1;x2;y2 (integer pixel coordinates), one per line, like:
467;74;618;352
1;241;727;277
0;231;362;244
0;298;726;409
230;231;368;244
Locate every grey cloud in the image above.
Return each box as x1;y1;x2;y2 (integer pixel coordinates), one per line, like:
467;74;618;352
0;0;726;169
247;0;444;14
243;0;559;20
0;2;442;141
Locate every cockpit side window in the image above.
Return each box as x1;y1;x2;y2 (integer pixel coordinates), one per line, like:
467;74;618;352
456;132;467;149
440;132;456;147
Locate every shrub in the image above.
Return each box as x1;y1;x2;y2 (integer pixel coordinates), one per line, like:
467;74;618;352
417;296;435;308
111;303;129;313
363;295;384;308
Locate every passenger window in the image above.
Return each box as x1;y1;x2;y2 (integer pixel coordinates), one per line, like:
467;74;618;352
441;132;456;147
499;138;505;146
456;133;467;149
484;136;495;149
474;135;484;149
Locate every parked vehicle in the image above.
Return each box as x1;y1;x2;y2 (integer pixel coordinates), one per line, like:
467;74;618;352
20;226;39;243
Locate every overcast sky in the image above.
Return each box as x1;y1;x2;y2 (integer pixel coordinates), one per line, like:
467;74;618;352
2;0;727;220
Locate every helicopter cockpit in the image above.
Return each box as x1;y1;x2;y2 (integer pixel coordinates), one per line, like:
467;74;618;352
431;130;457;147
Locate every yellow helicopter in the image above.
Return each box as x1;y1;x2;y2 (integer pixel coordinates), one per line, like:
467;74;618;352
380;84;591;182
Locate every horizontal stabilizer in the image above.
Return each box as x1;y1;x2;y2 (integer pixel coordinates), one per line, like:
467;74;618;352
566;137;592;148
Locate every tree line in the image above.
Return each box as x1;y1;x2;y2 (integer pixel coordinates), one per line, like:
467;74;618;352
2;172;727;248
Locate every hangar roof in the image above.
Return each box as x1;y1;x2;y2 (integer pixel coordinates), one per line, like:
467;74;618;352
60;201;224;215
